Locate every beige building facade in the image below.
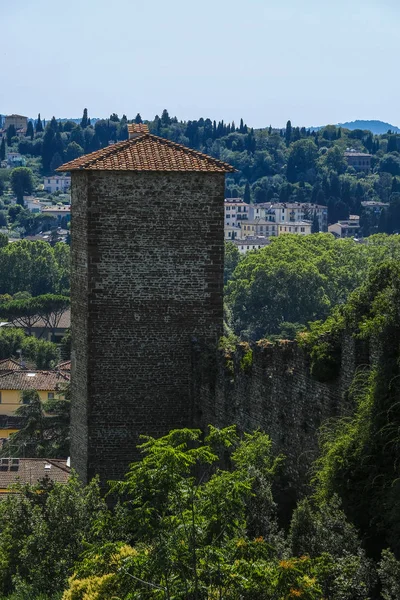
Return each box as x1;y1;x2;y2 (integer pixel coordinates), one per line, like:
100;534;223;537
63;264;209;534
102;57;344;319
4;114;28;132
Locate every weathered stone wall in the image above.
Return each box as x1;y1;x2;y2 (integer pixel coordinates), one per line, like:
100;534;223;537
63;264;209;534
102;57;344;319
71;171;226;485
194;336;370;502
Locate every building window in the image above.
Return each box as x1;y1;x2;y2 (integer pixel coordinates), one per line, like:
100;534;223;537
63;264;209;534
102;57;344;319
0;391;2;403
301;227;305;232
48;392;55;400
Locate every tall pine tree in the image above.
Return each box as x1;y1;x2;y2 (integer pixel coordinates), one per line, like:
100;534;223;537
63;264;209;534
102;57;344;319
0;138;5;161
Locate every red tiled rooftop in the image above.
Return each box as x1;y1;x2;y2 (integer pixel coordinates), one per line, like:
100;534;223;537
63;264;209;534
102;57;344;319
57;132;236;173
0;458;70;490
0;359;24;372
0;370;70;391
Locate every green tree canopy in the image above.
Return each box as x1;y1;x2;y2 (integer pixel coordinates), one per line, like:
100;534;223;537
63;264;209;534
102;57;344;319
10;167;34;205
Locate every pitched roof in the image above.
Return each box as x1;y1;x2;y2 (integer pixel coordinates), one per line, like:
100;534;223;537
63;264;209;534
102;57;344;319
0;370;70;391
0;458;70;490
17;308;71;331
57;130;235;173
0;359;24;372
56;360;71;372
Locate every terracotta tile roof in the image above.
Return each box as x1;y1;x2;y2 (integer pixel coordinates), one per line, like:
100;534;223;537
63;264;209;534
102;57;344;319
0;359;24;372
57;133;236;173
0;370;70;391
0;458;70;490
28;309;70;331
56;360;71;372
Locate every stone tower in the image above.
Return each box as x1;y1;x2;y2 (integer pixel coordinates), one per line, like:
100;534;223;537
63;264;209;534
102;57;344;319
57;124;234;485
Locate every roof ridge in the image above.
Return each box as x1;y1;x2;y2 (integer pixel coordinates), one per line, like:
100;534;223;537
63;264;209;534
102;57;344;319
146;134;234;170
75;138;139;169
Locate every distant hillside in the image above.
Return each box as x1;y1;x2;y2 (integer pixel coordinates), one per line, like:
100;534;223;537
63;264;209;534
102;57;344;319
338;120;400;134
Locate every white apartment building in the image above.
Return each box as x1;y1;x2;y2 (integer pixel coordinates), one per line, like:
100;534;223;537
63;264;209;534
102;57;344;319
248;202;327;232
224;199;249;228
44;176;71;193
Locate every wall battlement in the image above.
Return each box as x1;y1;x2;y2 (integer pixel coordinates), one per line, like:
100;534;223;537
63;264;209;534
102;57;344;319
193;335;371;498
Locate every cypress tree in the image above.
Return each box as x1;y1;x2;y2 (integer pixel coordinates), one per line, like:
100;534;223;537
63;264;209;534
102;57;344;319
80;108;89;129
388;135;398;153
6;125;16;146
134;113;143;124
35;114;43;133
243;181;251;204
311;212;320;233
285;120;292;145
49;116;58;132
50;152;63;173
161;109;171;126
0;138;5;161
26;121;34;140
268;125;272;135
239;118;244;133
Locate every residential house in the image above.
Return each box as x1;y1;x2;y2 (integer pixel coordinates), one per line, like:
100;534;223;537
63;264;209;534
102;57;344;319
278;221;312;236
345;150;372;172
44;176;71;193
328;215;360;238
41;205;71;224
25;197;44;213
0;459;70;493
241;218;277;238
0;370;70;417
233;236;270;254
9;308;71;342
225;225;242;241
249;202;327;231
0;416;22;444
7;152;25;168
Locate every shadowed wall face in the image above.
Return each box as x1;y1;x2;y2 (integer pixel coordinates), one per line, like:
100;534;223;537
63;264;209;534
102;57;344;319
71;170;225;484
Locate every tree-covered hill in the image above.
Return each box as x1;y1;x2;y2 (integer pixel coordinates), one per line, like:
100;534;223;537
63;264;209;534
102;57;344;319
4;108;400;236
337;120;400;134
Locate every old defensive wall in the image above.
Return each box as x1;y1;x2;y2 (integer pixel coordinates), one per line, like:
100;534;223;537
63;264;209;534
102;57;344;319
192;335;371;507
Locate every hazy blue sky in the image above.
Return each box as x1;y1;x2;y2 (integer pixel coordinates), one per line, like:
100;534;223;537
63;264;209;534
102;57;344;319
2;0;399;128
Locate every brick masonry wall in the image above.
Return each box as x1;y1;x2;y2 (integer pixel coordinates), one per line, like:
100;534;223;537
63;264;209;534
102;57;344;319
71;171;226;485
194;336;370;503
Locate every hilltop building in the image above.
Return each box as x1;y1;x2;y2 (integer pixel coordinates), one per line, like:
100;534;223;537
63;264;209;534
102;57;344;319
57;123;234;485
344;150;372;171
4;114;28;133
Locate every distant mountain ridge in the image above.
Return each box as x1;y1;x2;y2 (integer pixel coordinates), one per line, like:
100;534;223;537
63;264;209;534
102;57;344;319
337;120;400;134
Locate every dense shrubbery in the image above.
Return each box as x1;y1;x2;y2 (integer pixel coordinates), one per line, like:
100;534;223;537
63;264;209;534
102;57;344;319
310;262;400;557
0;426;398;599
